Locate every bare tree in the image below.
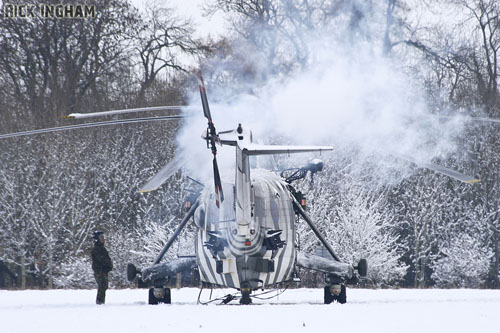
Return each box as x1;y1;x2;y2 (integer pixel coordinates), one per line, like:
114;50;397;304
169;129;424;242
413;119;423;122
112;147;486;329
0;0;139;129
403;0;500;113
460;0;500;113
134;4;201;105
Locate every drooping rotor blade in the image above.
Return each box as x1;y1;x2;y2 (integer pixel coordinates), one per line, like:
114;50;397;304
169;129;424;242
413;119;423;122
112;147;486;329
392;152;480;184
0;115;184;140
462;116;500;124
436;115;500;124
66;105;196;119
139;154;187;193
196;71;224;206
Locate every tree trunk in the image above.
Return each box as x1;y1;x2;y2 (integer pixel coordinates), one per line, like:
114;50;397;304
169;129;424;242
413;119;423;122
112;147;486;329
48;249;54;289
20;253;26;290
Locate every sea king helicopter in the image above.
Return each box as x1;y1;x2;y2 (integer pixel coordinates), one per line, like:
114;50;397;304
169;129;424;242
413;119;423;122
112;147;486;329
128;73;368;305
0;72;491;305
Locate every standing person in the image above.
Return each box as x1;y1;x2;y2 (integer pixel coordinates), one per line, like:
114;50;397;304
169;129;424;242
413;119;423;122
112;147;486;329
91;231;113;304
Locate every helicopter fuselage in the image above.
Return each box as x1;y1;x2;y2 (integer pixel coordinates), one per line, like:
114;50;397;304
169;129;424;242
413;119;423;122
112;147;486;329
196;169;296;291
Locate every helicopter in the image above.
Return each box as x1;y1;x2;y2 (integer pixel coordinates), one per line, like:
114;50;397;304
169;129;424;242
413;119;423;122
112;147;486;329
125;73;368;305
0;72;488;305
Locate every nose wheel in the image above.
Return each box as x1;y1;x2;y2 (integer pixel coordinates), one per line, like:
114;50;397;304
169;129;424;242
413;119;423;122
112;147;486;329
324;284;346;304
239;288;252;305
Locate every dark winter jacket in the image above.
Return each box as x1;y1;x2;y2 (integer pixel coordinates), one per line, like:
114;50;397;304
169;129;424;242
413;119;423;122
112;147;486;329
91;242;113;273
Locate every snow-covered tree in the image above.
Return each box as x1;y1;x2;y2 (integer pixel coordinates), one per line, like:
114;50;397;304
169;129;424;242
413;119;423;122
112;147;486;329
432;233;492;288
294;151;408;286
331;183;407;285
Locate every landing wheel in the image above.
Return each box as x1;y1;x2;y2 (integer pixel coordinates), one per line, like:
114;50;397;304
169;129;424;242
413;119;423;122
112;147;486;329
240;289;252;305
357;259;368;277
324;284;347;304
148;287;171;305
163;288;171;304
127;263;138;282
336;285;346;304
324;286;333;304
148;288;158;305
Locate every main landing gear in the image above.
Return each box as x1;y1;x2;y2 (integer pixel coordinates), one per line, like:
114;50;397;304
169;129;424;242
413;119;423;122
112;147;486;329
148;287;171;305
324;284;346;304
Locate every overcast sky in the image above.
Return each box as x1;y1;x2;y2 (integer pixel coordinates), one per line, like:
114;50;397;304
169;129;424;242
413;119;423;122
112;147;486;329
129;0;227;38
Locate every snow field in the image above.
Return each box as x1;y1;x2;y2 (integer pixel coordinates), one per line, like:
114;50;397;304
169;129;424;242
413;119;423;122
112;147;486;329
1;288;499;333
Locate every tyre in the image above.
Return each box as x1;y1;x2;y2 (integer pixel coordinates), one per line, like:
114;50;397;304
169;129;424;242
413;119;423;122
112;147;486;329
337;285;346;304
240;289;252;305
148;288;159;305
324;286;333;304
162;288;171;304
127;263;137;282
357;259;368;277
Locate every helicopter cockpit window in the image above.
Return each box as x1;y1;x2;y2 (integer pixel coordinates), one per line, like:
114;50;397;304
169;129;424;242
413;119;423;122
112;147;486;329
205;198;220;231
194;205;206;230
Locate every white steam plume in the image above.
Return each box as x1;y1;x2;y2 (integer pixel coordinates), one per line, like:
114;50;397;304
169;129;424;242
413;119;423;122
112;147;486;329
176;8;464;186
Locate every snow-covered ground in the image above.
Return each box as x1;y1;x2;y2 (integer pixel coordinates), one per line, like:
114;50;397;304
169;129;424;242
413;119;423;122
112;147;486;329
1;288;499;332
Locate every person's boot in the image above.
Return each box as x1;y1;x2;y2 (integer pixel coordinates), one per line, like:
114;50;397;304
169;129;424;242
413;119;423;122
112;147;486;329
96;290;105;304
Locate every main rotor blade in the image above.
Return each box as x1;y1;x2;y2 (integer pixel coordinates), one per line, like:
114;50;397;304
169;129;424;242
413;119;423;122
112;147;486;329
139;154;187;193
66;106;196;119
437;115;500;124
392;152;480;184
196;71;224;206
0;115;184;140
213;156;224;208
196;72;213;123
